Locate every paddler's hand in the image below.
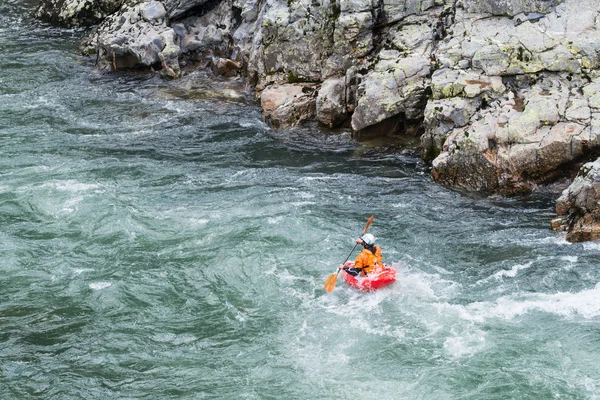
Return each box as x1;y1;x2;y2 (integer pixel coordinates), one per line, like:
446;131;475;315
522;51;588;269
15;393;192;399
338;264;344;270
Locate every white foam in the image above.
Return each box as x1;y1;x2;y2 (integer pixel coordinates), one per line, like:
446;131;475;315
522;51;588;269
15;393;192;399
151;333;197;345
582;241;600;251
188;218;209;226
61;196;84;213
349;315;395;337
443;327;487;358
291;201;316;207
560;256;578;271
89;282;112;290
267;216;284;224
297;191;315;199
561;256;578;263
278;269;305;283
299;175;338;182
73;268;93;276
467;283;600;320
537;235;572;246
583;377;597;397
48;180;101;192
493;261;533;279
396;265;460;301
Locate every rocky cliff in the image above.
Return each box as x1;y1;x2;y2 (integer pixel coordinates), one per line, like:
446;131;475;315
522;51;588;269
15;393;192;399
35;0;600;241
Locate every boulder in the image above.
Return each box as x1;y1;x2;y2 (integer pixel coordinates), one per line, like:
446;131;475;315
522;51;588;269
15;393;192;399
90;2;181;77
552;160;600;242
260;84;317;129
249;0;337;83
316;77;347;128
179;0;237;60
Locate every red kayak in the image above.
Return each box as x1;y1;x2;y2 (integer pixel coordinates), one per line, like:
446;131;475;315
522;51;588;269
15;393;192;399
341;262;396;291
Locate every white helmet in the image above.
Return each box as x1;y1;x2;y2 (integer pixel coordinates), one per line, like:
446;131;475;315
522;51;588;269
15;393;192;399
361;233;376;245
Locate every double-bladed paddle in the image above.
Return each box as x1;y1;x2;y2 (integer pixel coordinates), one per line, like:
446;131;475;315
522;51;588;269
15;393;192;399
324;215;374;293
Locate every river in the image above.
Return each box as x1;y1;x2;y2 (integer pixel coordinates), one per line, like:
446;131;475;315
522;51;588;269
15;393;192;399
1;1;599;399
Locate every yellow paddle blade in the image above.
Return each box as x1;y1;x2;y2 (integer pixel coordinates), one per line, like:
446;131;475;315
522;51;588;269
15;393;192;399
324;272;339;293
362;215;374;235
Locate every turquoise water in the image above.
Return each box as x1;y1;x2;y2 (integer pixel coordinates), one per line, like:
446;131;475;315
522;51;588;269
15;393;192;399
1;1;599;398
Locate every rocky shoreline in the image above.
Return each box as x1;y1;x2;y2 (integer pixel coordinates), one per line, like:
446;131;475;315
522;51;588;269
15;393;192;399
35;0;600;242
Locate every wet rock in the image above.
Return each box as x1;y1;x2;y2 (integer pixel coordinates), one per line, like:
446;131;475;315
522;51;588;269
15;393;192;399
211;57;241;77
260;84;316;129
35;0;123;27
552;160;600;242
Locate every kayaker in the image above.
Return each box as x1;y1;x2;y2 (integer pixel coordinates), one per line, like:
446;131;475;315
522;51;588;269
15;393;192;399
339;233;383;277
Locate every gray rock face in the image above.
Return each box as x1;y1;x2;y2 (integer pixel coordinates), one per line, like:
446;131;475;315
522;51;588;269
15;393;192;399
248;0;337;83
179;0;237;58
430;72;599;195
429;0;600;195
552;160;600;242
351;53;431;131
35;0;123;27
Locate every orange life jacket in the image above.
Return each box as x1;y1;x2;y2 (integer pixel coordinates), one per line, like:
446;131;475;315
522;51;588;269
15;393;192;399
354;246;383;276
